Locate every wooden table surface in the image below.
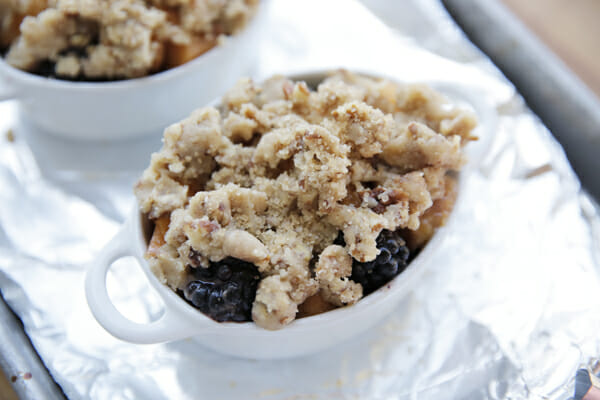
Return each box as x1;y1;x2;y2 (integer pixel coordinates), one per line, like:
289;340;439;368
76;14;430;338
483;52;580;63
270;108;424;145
502;0;600;98
1;1;598;399
0;372;17;400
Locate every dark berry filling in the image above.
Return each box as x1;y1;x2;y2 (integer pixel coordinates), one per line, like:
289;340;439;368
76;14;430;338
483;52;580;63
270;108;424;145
341;230;410;295
182;256;260;322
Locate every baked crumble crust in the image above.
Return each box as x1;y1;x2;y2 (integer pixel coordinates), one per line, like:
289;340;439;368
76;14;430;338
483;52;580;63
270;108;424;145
135;71;476;329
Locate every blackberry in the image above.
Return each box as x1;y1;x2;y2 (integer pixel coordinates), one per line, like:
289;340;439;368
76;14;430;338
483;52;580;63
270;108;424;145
347;230;410;295
182;257;260;322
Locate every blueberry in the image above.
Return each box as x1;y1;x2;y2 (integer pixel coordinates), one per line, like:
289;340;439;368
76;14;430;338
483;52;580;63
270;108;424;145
182;256;260;322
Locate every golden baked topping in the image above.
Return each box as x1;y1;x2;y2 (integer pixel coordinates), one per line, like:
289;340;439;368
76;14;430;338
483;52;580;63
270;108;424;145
136;71;476;329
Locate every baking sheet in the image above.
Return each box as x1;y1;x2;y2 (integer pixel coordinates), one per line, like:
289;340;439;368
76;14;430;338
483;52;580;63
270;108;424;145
1;0;600;399
441;0;600;201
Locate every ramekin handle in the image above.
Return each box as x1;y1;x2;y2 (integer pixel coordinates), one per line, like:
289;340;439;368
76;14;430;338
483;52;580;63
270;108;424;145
85;224;207;344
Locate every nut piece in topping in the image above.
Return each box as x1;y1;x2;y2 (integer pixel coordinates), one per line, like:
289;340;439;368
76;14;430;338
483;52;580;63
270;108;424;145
315;245;363;306
252;275;297;330
222;229;269;265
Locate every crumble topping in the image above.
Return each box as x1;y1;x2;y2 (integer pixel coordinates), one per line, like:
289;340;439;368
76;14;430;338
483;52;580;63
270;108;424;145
135;71;476;329
1;0;258;79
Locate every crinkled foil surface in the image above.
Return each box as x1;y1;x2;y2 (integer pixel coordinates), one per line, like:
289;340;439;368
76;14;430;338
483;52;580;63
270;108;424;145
1;1;600;399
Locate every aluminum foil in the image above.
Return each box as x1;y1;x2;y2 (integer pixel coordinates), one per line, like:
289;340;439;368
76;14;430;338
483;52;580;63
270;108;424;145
1;1;600;399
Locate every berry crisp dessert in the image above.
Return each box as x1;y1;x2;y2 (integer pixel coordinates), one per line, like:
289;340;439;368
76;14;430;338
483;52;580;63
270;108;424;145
1;0;258;80
135;71;476;330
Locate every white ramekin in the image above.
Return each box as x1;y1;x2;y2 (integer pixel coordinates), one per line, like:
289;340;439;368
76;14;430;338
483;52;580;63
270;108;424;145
85;71;497;359
0;3;266;141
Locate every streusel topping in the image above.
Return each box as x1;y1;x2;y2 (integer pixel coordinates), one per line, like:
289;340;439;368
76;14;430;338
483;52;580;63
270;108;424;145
135;71;476;329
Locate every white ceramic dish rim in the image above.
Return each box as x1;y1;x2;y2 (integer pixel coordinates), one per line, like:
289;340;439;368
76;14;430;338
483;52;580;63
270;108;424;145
86;202;453;342
0;3;264;95
85;70;496;343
